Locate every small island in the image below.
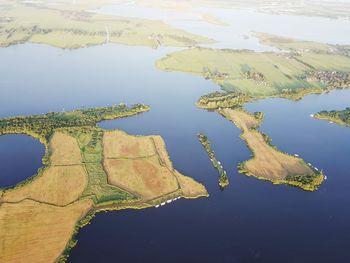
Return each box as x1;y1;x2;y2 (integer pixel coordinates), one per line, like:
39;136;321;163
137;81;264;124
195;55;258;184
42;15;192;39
197;133;229;189
0;104;208;263
314;108;350;127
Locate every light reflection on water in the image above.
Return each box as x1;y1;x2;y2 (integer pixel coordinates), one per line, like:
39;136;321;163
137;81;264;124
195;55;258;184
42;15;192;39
96;4;350;50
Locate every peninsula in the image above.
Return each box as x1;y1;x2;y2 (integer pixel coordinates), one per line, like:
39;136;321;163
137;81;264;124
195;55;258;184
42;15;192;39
195;90;324;190
197;133;229;189
156;33;350;100
0;104;208;263
314;108;350;127
154;33;350;190
218;107;323;191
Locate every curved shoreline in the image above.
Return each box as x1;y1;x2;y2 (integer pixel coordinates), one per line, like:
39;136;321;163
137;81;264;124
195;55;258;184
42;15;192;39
197;133;229;189
218;108;324;191
313;108;350;127
0;105;208;263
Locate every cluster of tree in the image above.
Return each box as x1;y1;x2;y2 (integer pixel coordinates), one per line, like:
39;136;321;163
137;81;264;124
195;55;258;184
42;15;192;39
316;108;350;126
286;173;319;185
0;103;150;140
196;91;252;109
334;44;350;58
243;70;266;82
54;28;105;36
202;67;229;80
197;133;229;189
253;112;264;124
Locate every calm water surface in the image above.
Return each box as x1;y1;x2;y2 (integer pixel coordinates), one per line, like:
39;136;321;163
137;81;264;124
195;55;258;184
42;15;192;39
0;21;350;262
0;135;44;188
96;4;350;49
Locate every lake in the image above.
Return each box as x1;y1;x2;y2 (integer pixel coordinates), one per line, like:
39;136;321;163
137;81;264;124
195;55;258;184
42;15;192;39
96;3;350;49
1;7;350;263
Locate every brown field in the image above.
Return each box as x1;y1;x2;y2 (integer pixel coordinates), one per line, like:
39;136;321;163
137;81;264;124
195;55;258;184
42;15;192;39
0;128;208;262
242;130;313;180
152;136;174;169
1;165;88;206
0;199;93;263
50;132;82;165
175;171;208;198
105;156;178;199
0;131;91;262
103;130;156;158
220;108;314;180
221;108;261;130
103;131;208;200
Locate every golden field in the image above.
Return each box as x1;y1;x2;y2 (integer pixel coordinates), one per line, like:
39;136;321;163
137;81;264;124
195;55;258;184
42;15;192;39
0;127;208;262
219;108;322;189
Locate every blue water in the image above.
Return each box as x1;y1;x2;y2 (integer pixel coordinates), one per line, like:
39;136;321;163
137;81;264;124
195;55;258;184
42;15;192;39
1;43;350;263
0;135;45;188
69;90;350;263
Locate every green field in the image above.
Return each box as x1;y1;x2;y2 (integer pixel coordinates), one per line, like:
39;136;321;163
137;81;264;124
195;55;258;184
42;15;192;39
0;1;214;49
0;103;208;262
156;35;350;98
65;127;136;205
255;32;332;52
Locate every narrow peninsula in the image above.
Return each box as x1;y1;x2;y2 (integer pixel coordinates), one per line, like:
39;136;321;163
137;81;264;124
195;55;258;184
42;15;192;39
0;104;208;263
155;33;346;190
197;133;229;189
196;92;324;191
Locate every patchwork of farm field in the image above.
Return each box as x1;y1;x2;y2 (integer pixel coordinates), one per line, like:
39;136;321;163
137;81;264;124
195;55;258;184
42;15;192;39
103;130;207;201
0;1;214;49
156;34;350;98
0;105;208;263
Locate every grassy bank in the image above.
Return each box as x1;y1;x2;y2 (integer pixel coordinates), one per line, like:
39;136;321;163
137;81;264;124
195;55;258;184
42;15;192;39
197;133;229;189
314;108;350;127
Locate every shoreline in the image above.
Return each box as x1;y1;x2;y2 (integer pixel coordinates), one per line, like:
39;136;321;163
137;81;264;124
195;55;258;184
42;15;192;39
0;105;208;263
217;108;324;191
